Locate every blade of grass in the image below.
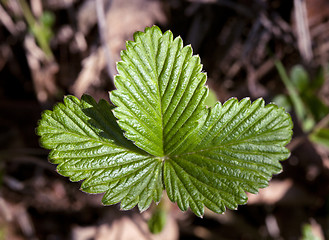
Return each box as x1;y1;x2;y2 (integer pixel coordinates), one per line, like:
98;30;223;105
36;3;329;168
274;60;311;130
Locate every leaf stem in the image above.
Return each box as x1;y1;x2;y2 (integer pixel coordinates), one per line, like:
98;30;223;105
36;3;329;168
274;60;305;122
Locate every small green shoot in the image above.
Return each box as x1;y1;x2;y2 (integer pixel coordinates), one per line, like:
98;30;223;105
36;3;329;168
274;61;315;131
274;61;329;149
147;201;167;234
301;224;321;240
19;0;55;59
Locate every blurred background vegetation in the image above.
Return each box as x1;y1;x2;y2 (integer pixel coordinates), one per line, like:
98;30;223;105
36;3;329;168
1;0;329;239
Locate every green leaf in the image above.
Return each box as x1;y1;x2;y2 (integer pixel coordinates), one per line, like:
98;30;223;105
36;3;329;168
37;95;163;212
148;206;167;234
37;26;293;216
275;60;314;131
164;98;292;216
289;64;328;122
204;87;218;108
272;94;292;112
110;26;208;156
290;65;309;93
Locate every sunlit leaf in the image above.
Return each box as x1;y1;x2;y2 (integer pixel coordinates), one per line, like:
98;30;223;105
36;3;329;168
38;26;293;216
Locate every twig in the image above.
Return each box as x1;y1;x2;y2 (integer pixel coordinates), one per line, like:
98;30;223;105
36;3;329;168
313;113;329;131
260;13;281;37
287;135;307;152
242;17;262;58
15;205;37;240
24;35;58;103
95;0;114;84
0;4;18;35
30;0;42;18
245;63;267;97
272;13;294;43
294;0;313;62
0;196;13;221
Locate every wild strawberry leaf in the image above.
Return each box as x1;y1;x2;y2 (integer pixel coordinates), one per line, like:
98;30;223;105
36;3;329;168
37;26;293;216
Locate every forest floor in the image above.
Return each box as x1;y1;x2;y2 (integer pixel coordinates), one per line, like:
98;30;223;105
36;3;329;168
1;0;329;239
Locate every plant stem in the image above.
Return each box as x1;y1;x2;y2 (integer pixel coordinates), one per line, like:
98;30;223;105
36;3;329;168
19;0;54;59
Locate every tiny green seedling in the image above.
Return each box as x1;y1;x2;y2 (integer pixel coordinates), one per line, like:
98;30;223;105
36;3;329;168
37;26;293;217
274;62;329;149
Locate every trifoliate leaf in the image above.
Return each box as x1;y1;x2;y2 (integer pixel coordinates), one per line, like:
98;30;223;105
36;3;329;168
37;26;293;216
